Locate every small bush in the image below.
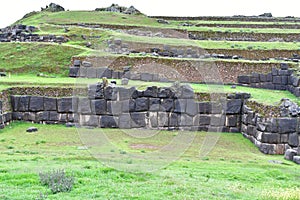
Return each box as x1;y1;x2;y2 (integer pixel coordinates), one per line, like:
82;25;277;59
39;169;74;194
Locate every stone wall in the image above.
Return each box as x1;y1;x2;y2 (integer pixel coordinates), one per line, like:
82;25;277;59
0;24;68;43
241;102;299;155
237;63;300;97
0;100;12;129
10;85;247;132
69;60;168;82
188;31;300;42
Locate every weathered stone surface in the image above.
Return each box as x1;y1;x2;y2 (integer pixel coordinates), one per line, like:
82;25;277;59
158;112;169;127
179;114;193;126
198;115;211;125
261;132;280;144
119;114;131;129
107;101;122;115
160;99;174;112
57;98;74;113
180;85;194;99
36;111;49;121
141;73;153;82
49;111;59;121
278;118;297;133
288;132;299;147
293;156;300;164
100;116;118;128
135;97;149;112
59;113;67;122
18;96;30;111
77;98;91;114
148;112;158;128
91;99;106;115
226;115;238;127
131;112;146;128
149;98;160;111
226;99;242;114
104;86;117;100
69;67;80;77
158;88;175;98
121;78;129;85
86;67;97;78
238;76;250;84
210;114;225;126
144;86;158;97
259;143;276;154
28;96;44;111
284;149;297;161
186;99;198;116
73;60;81;67
174;99;186;113
198;102;212;114
169;113;179;127
44;97;57;111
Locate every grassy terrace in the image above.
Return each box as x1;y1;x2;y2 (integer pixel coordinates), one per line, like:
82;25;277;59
15;11;300;34
0;122;299;199
0;74;298;105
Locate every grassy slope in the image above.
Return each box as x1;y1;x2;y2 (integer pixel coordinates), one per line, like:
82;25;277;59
0;122;299;199
0;43;86;75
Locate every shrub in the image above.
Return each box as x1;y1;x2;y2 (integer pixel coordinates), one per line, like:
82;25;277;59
39;169;74;194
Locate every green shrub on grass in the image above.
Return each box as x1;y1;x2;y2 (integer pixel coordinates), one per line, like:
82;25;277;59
39;169;74;194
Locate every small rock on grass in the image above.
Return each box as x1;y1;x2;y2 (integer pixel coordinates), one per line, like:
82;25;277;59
26;127;38;132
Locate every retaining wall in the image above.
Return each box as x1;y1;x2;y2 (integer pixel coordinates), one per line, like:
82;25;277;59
237;63;300;97
241;103;299;154
10;85;247;132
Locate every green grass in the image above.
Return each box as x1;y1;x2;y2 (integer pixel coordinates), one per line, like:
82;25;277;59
0;122;299;199
0;43;86;75
0;74;298;105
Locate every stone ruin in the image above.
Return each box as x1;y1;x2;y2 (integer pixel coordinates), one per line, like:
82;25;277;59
95;4;141;15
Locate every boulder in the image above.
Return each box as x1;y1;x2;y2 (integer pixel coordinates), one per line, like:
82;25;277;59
43;3;65;12
26;127;38;133
121;78;129;85
284;149;297;161
293;156;300;164
157;19;169;24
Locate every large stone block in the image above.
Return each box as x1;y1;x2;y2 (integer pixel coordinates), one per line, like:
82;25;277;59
226;99;242;114
119;114;131;129
91;99;106;115
57;97;74;113
169;113;179;127
259;143;276;154
100;115;118;128
259;74;266;82
29;96;44;111
79;67;87;77
278;118;297;133
135;97;149;112
158;112;169;127
160;99;174;112
198;115;211;125
261;132;280;144
225;115;238;127
288;132;299;147
238;76;250;84
174;99;186;113
11;96;19;112
273;76;282;84
144;86;158;97
107;101;122;115
210;114;225;126
284;149;297;161
148;112;158;128
104;86;117;100
158;88;175;98
44;97;57;111
121;99;135;113
186;99;198;116
131;112;146;128
292;76;300;87
36;111;49;121
118;87;135;101
149;98;160;111
77;98;91;114
49;111;59;121
18;96;30;112
198;102;212;114
246;125;256;136
69;67;80;77
179;114;193;126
